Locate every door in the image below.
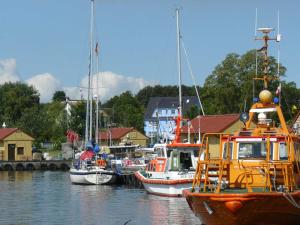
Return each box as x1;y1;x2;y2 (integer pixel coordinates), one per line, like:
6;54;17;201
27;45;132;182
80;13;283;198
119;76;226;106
8;144;16;161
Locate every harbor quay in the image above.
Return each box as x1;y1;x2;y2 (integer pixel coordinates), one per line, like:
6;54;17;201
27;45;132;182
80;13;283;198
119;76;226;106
0;160;72;171
0;160;143;186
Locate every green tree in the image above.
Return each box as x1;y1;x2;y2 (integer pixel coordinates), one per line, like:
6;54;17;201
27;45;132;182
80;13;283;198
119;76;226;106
102;91;144;132
280;81;300;123
202;50;286;115
184;105;200;120
68;101;86;138
0;82;40;127
52;90;66;102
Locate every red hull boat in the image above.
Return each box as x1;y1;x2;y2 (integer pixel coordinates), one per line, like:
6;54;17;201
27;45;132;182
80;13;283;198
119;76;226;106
184;27;300;225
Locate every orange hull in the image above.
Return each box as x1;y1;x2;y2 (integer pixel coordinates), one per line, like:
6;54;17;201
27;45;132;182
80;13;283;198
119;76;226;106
183;190;300;225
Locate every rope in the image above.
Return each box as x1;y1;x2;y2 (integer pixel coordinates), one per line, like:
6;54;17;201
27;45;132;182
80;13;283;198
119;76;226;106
283;192;300;209
181;40;205;115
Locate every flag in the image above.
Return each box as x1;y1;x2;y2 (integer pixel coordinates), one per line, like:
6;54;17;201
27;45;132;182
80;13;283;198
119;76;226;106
257;46;267;52
95;42;99;55
276;83;281;95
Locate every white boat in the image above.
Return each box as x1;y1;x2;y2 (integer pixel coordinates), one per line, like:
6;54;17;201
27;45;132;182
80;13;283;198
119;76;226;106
70;163;117;185
122;146;155;171
135;136;201;196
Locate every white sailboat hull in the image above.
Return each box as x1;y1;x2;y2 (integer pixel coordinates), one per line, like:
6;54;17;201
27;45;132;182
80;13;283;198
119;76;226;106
70;167;117;185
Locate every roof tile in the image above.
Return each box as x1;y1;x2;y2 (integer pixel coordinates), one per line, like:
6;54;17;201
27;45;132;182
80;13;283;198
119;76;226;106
99;127;134;140
0;128;18;140
181;114;240;133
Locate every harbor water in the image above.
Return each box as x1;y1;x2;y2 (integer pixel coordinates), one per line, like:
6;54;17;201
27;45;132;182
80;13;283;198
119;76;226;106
0;171;201;225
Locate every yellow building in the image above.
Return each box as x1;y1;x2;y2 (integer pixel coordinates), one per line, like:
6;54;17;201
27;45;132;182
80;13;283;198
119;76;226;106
99;127;148;147
181;114;256;158
0;128;34;161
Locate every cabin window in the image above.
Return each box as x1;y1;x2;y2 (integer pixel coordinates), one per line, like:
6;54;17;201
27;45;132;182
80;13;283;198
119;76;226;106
193;149;199;157
17;147;24;155
294;143;300;162
167;149;172;157
223;142;233;159
279;143;288;160
155;147;165;157
171;152;179;170
180;152;192;170
238;142;273;159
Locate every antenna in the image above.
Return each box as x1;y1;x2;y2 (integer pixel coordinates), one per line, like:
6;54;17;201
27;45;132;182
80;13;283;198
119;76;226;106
277;10;282;105
255;8;258;77
254;8;258;101
277;10;281;75
255;8;258;37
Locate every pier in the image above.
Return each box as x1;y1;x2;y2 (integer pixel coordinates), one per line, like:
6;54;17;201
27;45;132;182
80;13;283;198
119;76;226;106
0;160;72;171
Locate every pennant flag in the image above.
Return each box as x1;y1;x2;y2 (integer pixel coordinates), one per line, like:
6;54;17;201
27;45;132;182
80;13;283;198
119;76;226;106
275;83;281;95
95;42;99;55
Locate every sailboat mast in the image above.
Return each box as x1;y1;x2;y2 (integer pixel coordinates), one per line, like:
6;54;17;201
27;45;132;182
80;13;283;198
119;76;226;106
176;8;182;125
89;0;94;141
95;42;99;144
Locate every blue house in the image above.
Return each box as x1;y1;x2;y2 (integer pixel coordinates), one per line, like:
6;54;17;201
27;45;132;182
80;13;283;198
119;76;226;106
144;96;200;144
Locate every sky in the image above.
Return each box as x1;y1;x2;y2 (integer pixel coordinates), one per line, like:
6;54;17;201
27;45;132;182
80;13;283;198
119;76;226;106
0;0;299;103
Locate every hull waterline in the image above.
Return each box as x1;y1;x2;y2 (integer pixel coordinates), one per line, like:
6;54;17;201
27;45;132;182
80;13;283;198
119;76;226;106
70;168;117;185
135;171;193;197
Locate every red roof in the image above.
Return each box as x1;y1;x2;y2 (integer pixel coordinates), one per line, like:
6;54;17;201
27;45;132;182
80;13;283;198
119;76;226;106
181;114;240;134
0;128;18;140
99;127;135;140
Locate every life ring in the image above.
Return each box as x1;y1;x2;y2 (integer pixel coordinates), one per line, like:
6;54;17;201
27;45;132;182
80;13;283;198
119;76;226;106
96;159;106;167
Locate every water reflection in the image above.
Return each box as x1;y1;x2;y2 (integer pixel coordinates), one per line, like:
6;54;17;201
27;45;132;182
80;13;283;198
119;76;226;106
0;172;200;225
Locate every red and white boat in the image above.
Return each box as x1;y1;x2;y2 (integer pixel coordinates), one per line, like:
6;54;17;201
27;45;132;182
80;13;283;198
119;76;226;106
135;9;204;197
135;117;202;197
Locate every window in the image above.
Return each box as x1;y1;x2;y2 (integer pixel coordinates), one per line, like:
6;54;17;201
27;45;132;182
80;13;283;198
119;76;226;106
279;143;288;160
171;109;175;115
130;132;137;138
223;142;233;159
238;142;273;159
155;147;165;157
17;147;24;155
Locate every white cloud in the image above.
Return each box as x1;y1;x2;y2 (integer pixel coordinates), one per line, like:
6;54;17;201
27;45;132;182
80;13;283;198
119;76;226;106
65;71;155;102
26;73;61;103
0;59;21;84
0;58;155;103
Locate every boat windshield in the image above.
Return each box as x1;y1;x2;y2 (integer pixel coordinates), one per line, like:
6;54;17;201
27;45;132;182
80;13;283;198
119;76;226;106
154;147;165;157
238;142;273;159
279;142;288;160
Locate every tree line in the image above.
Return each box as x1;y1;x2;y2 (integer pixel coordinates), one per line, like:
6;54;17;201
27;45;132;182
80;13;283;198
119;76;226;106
1;50;299;148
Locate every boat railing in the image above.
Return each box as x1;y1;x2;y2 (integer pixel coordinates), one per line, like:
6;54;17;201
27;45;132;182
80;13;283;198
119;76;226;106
192;133;232;193
192;133;298;194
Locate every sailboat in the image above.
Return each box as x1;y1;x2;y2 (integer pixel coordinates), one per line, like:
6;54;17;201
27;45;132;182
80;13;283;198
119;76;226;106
69;0;118;185
184;28;300;224
135;9;203;197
